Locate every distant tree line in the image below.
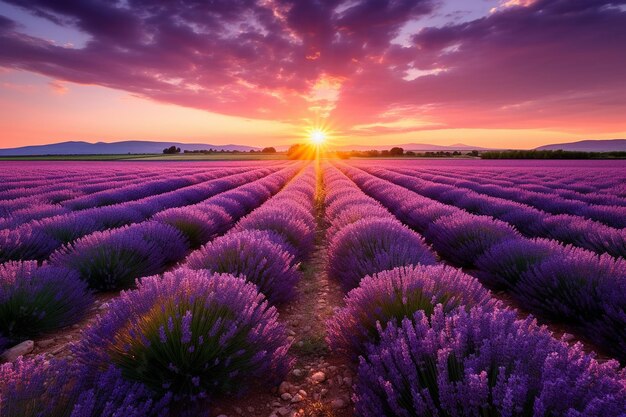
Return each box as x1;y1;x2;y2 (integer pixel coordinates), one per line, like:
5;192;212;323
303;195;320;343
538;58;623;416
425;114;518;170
164;147;277;154
162;146;181;154
481;150;626;159
335;148;480;159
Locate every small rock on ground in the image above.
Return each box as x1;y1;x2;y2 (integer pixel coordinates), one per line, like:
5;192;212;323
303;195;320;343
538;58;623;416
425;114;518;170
1;340;34;362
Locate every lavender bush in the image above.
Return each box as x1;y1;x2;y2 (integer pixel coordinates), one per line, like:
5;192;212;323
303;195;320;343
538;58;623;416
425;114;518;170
515;250;624;322
475;238;559;290
185;230;300;304
515;250;626;361
539;214;626;258
402;202;457;233
259;201;316;231
206;195;248;219
355;306;626;417
0;226;59;262
0;356;170;417
426;213;520;267
0;261;92;345
51;222;188;291
153;207;223;248
328;218;437;291
326;204;390;242
326;195;380;219
89;205;145;229
222;189;266;212
74;269;291;400
327;265;495;358
35;214;99;246
234;208;314;260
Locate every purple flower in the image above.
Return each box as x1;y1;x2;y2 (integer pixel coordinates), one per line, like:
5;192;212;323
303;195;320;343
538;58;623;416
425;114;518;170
74;269;291;400
355;306;626;417
234;208;314;260
153;207;223;248
328;217;437;291
426;213;520;267
181;310;192;344
327;264;496;358
0;356;170;417
475;237;560;290
0;260;92;345
50;221;188;291
185;229;300;304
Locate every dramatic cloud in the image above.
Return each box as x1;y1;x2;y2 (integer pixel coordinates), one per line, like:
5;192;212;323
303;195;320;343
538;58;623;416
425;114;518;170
1;0;625;135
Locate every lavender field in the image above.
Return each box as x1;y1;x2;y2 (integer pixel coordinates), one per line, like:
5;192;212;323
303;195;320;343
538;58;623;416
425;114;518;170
0;160;625;417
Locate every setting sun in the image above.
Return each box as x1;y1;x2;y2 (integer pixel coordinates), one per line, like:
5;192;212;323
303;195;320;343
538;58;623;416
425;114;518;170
309;129;327;145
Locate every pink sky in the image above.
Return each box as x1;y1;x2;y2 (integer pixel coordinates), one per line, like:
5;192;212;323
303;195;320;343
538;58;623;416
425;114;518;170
1;0;625;149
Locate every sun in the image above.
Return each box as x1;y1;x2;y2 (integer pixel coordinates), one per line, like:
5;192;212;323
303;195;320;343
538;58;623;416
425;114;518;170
309;129;327;145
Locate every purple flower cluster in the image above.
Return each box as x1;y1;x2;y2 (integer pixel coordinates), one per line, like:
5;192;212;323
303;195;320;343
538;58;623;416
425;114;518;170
390;165;626;228
0;261;92;345
74;269;291;400
0;356;170;417
64;173;210;211
425;213;520;267
233;205;315;260
185;230;300;304
329;218;437;291
324;176;391;243
517;251;626;355
152;206;226;248
475;237;559;290
0;225;59;263
538;214;626;258
327;265;496;358
50;222;188;290
355;306;626;417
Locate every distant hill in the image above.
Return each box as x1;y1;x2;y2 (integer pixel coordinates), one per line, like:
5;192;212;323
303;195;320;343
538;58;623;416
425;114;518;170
536;139;626;152
332;143;491;151
0;140;260;156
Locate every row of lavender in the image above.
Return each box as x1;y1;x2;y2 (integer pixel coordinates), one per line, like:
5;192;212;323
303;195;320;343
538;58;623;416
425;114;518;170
379;161;624;197
419;166;626;206
0;164;319;415
0;161;286;224
337;163;626;363
380;164;626;228
0;160;279;193
0;165;289;262
322;163;625;416
0;164;281;228
358;166;625;257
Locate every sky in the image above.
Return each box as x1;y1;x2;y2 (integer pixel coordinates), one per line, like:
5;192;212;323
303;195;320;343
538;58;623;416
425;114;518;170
0;0;625;149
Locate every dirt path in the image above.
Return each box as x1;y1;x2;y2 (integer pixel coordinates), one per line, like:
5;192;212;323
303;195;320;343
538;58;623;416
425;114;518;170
212;169;354;417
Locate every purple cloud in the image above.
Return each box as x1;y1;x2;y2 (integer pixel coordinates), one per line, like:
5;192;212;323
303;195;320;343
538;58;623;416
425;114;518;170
0;0;625;134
